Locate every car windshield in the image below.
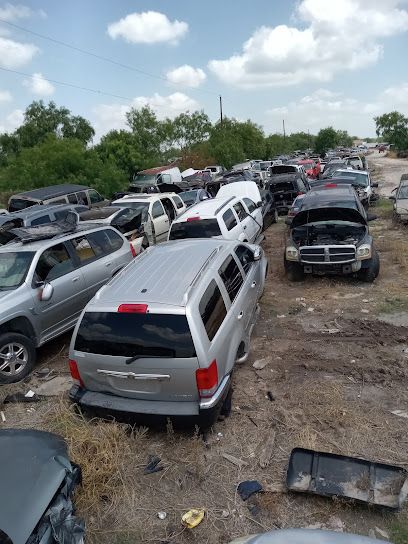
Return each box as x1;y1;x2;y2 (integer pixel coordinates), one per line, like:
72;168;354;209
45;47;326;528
169;219;222;239
335;171;368;187
179;191;198;206
8;199;37;212
131;174;156;186
0;251;35;290
110;202;149;219
302;163;314;169
398;186;408;198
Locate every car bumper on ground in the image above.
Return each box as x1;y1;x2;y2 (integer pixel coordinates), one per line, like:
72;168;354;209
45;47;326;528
69;376;231;428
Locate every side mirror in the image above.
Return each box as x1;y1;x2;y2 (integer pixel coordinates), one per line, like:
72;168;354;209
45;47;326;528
371;182;379;188
40;282;54;301
253;247;262;261
367;213;377;222
256;201;263;208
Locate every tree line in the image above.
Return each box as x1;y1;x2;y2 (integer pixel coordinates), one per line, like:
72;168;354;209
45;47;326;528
0;100;404;199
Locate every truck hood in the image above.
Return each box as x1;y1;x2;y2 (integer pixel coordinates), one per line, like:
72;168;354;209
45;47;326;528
291;207;367;228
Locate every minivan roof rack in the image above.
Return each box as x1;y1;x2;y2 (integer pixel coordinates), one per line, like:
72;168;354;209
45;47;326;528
10;211;79;244
183;246;222;304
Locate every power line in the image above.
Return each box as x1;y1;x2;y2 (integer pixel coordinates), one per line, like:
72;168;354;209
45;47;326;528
0;17;221;97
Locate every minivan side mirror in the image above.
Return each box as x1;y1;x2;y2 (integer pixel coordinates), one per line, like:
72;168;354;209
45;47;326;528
367;213;378;222
40;282;54;301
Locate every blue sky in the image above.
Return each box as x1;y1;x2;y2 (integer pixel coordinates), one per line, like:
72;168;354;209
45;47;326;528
0;0;408;139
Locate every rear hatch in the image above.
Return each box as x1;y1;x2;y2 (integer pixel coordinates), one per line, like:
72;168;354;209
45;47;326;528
73;309;200;402
269;179;298;207
169;219;222;240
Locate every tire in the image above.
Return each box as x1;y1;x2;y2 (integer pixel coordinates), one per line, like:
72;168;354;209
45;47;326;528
220;385;233;418
0;333;36;384
285;259;304;282
358;249;380;283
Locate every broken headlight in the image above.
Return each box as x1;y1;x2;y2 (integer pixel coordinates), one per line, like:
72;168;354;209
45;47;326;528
286;246;299;261
356;244;371;260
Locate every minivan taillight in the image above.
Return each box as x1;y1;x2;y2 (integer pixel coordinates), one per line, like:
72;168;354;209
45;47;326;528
69;359;84;387
130;243;137;258
118;304;148;313
196;360;218;398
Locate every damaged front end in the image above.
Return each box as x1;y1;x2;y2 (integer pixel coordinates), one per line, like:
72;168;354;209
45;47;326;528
286;207;371;276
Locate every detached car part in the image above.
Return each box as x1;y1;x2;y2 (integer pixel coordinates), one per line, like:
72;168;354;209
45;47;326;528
228;528;389;543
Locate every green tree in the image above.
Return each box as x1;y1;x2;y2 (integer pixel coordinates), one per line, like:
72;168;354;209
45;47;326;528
374;111;408;151
96;130;145;181
314;126;338;155
170;111;211;151
0;135;126;197
126;106;162;166
336;130;353;147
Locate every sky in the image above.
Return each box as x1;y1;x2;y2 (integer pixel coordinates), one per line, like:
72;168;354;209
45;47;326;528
0;0;408;140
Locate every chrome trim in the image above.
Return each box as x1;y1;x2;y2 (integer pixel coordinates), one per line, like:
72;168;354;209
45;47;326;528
97;369;170;380
199;375;230;410
300;244;356;264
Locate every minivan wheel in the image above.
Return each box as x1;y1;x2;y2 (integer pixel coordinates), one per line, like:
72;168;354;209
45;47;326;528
357;249;380;282
0;333;36;384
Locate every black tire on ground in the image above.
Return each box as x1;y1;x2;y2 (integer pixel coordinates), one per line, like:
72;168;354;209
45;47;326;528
357;249;380;282
0;333;36;384
285;260;305;282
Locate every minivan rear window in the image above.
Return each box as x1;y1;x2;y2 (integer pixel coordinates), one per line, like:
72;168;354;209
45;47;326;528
8;199;36;212
169;219;221;240
75;312;196;358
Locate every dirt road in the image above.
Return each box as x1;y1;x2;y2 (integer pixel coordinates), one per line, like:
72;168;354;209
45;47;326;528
2;197;408;543
369;150;408;195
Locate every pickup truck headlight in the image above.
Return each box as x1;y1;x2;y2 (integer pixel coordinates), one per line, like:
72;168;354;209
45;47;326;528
356;244;371;260
286;246;299;261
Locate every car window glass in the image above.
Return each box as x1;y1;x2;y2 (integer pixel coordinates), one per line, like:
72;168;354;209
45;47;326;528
88;189;103;204
86;230;114;256
152;201;165;218
30;214;51;226
71;235;96;262
235;245;254;274
173;196;184;209
113;209;141;234
105;228;124;251
68;193;78;204
35;243;74;282
218;255;244;303
76;191;88;206
54;209;71;221
243;198;257;213
233;202;247;221
297;179;307;193
160;173;171;184
199;279;227;341
48;198;67;205
222;208;237;231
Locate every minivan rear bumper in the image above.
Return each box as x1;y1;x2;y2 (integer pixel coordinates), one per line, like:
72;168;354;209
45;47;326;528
69;376;230;427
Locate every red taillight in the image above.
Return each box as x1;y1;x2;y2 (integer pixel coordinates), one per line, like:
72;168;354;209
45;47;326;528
187;216;200;222
325;183;337;188
69;359;84;387
118;304;148;313
196;360;218;398
130;243;137;258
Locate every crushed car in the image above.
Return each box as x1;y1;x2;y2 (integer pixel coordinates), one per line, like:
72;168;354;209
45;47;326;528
0;429;84;544
390;175;408;223
284;185;379;282
269;173;309;215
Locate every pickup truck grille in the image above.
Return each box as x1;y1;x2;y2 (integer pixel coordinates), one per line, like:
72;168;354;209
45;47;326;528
300;245;356;264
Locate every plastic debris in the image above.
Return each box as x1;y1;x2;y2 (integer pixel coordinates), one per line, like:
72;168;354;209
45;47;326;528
391;410;408;419
25;390;35;398
181;508;205;528
157;511;167;520
3;392;43;404
253;358;269;370
361;309;369;313
216;432;223;441
237;480;263;501
375;527;390;539
144;455;164;474
0;411;5;423
307;307;315;312
277;314;286;318
221;510;230;518
320;328;340;334
222;453;248;469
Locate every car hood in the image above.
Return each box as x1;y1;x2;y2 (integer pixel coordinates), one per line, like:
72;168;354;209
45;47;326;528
291;207;367;228
217;181;261;203
229;529;386;544
0;429;75;544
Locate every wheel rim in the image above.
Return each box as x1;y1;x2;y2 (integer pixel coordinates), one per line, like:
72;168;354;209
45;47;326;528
0;342;28;377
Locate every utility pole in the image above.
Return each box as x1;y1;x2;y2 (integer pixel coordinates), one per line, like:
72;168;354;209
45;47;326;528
283;119;286;139
219;95;223;125
308;129;311;149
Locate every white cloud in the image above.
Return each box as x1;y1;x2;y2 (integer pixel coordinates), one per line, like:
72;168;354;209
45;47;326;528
166;65;206;88
0;3;31;21
107;11;188;45
0;89;12;102
92;92;199;139
382;82;408;104
0;108;23;133
209;0;408;88
23;72;55;96
0;36;38;67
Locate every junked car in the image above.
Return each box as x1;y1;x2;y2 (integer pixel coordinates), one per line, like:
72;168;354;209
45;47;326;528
128;165;183;194
69;238;268;428
284;186;379;282
390;175;408;222
179;189;212;208
324;169;378;208
269;173;309;215
0;429;84;544
298;159;320;179
0;221;134;383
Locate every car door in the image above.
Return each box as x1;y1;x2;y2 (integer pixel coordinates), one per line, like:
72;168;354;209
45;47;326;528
233;200;255;242
32;242;87;342
151;200;169;242
234;244;261;330
221;207;243;241
69;230;125;300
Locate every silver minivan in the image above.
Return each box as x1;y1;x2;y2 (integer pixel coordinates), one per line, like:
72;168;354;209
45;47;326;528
69;238;268;427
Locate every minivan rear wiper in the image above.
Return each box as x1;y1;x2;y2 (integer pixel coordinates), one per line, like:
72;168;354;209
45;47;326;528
126;353;174;365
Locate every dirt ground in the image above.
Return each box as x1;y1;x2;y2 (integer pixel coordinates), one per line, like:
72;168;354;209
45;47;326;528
2;155;408;544
370;149;408;196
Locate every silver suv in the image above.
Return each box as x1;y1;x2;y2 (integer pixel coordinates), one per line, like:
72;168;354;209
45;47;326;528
0;224;134;383
69;238;268;428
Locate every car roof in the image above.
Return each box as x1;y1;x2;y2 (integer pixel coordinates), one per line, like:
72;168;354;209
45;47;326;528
91;239;236;307
0;203;85;222
0;223;118;253
11;184;89;200
302;186;357;206
335;168;369;175
79;207;119;220
114;192;178;202
174;197;236;220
